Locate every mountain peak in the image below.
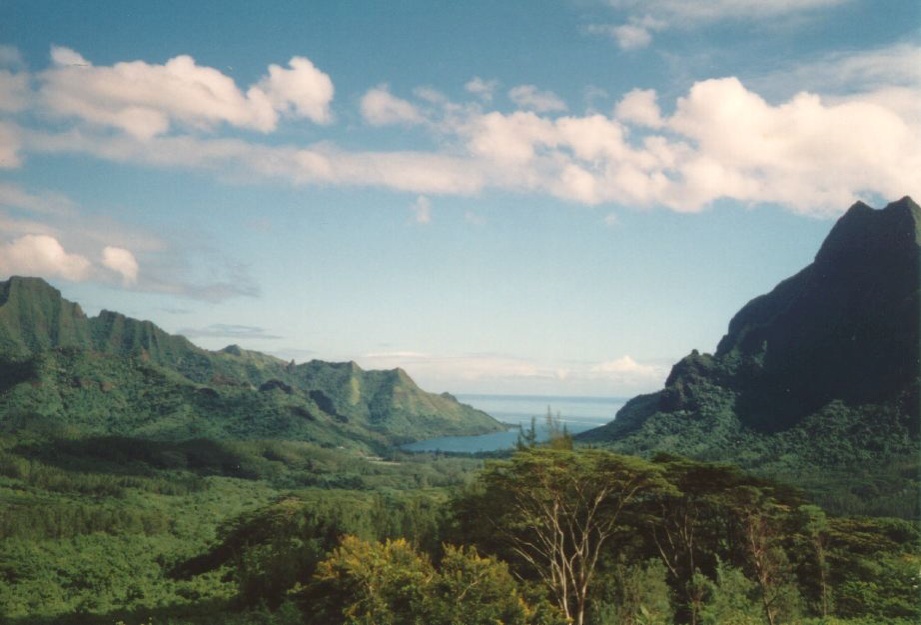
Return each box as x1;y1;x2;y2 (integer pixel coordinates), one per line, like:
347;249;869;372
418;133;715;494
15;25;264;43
0;276;89;355
815;196;920;264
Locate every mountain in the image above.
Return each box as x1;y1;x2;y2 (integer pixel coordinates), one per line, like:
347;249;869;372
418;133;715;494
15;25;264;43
0;277;503;448
579;197;920;517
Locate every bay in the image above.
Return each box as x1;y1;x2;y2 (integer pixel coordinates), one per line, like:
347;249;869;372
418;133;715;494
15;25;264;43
402;394;626;453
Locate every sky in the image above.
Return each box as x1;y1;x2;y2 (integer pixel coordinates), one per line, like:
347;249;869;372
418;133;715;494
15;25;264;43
0;0;919;397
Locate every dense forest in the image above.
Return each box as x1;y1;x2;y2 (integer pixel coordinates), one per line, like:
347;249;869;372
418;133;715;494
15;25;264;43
1;426;917;625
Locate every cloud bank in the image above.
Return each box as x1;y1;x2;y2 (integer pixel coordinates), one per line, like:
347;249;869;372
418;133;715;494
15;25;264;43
357;350;669;395
1;44;918;221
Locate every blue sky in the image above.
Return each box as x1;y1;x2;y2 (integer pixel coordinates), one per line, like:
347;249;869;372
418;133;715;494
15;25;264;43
1;0;919;396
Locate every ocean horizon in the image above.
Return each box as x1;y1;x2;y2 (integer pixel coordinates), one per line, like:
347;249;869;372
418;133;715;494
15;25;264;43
402;393;627;453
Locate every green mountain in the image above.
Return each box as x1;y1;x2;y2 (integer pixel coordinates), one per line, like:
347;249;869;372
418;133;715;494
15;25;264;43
0;277;503;448
579;197;920;517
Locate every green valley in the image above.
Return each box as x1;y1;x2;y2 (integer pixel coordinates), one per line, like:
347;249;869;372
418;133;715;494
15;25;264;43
1;198;919;625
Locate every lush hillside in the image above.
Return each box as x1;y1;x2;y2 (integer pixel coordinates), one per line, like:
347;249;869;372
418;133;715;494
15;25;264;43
578;197;921;518
0;277;504;448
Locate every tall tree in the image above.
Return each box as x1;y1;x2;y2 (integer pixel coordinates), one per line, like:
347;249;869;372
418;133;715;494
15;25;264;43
476;449;673;625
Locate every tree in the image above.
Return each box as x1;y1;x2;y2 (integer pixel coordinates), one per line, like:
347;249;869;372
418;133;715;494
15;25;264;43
646;456;749;625
728;486;802;625
429;545;534;625
475;449;673;625
308;535;434;625
306;537;552;625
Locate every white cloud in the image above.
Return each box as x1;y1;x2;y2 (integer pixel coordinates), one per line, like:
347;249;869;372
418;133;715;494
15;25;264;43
102;246;139;285
508;85;568;113
361;84;424;126
465;76;499;101
0;234;92;281
591;355;658;377
356;350;667;395
411;195;432;224
615;88;663;128
588;18;664;51
666;77;920;212
9;45;919;217
596;0;848;48
256;56;334;124
0;182;257;300
38;47;333;139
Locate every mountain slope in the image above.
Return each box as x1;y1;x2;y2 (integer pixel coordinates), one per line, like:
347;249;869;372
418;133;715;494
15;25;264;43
579;197;920;517
0;278;503;447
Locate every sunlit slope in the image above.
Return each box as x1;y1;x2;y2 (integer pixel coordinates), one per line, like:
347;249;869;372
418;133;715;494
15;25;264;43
0;277;503;447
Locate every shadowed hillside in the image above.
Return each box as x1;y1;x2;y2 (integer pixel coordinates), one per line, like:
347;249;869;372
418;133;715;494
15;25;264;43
579;197;921;517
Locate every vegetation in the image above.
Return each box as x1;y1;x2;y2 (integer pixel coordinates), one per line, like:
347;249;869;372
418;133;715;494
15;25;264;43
3;437;917;625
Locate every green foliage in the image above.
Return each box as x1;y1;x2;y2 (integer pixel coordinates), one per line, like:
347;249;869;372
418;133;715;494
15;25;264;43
0;277;505;450
697;561;763;625
455;448;674;625
305;536;556;625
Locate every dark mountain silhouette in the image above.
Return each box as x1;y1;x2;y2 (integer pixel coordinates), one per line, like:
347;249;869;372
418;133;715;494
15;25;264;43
579;197;920;516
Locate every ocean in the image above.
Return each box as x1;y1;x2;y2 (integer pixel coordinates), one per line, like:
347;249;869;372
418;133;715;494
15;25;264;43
401;394;626;454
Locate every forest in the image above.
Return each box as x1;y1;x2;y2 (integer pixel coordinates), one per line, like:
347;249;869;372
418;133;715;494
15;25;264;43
1;425;917;625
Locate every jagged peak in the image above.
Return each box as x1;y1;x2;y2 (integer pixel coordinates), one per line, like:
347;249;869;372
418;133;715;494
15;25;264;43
815;196;920;263
1;276;71;307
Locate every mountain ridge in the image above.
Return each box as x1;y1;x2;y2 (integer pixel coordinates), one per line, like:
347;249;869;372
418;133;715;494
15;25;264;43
0;277;504;448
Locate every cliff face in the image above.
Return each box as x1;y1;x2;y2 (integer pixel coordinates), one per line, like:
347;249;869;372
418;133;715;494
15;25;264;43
714;196;920;431
578;197;920;516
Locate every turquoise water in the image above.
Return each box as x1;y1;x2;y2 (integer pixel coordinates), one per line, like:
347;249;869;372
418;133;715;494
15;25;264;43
402;394;625;453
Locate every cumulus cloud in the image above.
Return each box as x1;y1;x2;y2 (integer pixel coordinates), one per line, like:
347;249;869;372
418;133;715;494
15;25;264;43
7;45;919;217
38;46;333;139
0;234;92;281
361;84;424;126
465;76;499;101
587;18;664;51
101;246;139;285
508;85;568;113
256;56;334;124
614;88;663;128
